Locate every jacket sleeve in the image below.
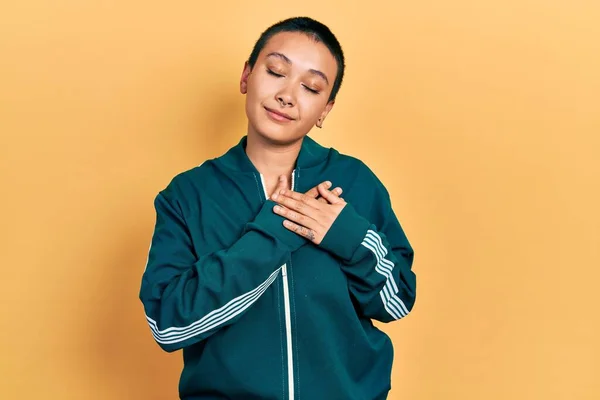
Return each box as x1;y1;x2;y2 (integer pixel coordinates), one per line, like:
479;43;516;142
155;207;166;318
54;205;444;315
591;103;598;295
139;185;306;352
319;190;416;323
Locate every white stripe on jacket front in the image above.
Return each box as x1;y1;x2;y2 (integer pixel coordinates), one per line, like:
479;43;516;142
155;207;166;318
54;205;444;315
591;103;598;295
146;267;281;345
361;229;409;319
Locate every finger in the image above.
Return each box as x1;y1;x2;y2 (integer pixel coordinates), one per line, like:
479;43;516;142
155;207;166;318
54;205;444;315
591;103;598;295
317;187;342;203
270;175;288;200
318;183;344;204
276;174;288;192
272;191;316;218
273;204;318;231
282;220;317;243
310;181;341;205
278;187;323;211
304;180;332;199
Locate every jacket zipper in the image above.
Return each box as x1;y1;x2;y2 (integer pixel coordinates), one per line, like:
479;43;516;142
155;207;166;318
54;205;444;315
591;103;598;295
281;263;294;400
259;170;296;400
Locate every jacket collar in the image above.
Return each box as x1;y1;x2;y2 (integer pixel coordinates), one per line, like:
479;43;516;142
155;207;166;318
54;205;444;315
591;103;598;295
218;134;331;173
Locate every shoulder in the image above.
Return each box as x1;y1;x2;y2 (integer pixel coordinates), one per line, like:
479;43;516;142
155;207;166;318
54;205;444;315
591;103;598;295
325;148;393;228
328;148;391;199
155;160;218;207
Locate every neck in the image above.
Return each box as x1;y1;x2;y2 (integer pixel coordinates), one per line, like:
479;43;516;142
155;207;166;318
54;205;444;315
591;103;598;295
245;132;302;179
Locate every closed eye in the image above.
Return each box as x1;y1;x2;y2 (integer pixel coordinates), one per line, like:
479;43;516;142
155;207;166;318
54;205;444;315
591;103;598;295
267;68;320;94
266;68;284;77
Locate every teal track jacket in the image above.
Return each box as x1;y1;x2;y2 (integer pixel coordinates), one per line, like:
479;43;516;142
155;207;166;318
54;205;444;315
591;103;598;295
139;135;416;400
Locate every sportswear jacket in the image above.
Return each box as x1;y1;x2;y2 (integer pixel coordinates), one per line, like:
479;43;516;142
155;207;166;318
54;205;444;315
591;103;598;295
139;135;417;399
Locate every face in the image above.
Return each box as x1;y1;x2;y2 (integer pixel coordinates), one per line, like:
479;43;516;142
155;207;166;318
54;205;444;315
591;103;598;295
240;31;338;145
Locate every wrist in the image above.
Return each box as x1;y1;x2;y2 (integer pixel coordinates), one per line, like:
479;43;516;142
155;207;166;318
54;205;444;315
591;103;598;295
320;203;370;261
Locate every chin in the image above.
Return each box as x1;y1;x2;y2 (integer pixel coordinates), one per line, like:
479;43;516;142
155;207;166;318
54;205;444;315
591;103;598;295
250;119;305;146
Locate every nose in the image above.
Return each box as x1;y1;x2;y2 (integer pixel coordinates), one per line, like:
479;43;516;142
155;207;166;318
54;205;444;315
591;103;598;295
276;86;295;107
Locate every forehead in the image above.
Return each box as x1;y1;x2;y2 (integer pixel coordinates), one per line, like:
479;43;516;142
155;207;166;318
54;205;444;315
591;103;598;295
259;31;338;80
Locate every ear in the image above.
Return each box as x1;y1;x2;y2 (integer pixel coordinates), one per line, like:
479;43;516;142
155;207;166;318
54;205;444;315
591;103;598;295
240;62;252;94
316;100;335;128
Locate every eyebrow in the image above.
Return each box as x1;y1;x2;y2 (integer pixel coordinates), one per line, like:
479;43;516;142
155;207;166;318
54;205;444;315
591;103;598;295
266;52;330;86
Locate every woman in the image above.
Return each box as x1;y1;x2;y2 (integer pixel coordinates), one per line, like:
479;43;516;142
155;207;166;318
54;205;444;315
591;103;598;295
140;16;416;400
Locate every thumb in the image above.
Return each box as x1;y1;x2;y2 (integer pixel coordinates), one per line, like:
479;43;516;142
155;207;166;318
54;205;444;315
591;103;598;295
317;186;342;203
305;180;331;201
318;182;344;204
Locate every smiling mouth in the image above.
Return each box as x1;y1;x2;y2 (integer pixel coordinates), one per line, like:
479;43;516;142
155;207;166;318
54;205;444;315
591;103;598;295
264;106;295;121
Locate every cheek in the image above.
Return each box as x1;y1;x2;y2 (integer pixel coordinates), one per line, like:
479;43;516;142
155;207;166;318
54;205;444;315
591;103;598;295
250;74;277;101
245;77;268;117
246;76;261;101
298;96;325;122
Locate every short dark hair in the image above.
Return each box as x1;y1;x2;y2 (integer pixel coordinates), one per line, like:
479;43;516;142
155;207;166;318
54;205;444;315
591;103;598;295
247;16;345;102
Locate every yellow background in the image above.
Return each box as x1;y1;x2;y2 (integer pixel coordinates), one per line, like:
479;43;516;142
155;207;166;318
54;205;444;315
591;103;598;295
1;1;599;399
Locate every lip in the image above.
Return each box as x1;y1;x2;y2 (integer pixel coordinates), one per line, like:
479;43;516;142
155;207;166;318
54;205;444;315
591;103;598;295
264;106;295;121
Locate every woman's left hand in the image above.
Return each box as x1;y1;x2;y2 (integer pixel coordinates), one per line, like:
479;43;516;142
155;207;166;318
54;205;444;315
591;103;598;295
271;181;346;245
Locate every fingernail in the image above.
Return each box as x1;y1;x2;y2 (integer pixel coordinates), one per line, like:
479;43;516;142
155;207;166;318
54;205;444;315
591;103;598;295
280;189;286;195
337;188;343;194
274;205;281;212
272;193;278;200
